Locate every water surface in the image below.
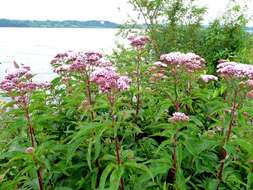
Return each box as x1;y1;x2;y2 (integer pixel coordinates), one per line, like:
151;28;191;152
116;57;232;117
0;28;120;81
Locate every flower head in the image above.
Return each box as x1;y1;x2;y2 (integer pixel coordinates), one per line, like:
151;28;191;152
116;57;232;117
246;90;253;99
51;51;111;74
200;74;218;83
159;52;205;72
0;62;50;106
51;51;76;66
169;112;190;122
246;80;253;89
217;61;253;79
128;35;150;49
25;147;34;154
91;67;131;93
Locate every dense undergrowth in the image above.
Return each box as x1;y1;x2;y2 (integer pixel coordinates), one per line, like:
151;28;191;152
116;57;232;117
1;0;253;190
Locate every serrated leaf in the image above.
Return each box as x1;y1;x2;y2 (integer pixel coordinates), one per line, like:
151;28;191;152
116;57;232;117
99;163;116;190
109;166;124;190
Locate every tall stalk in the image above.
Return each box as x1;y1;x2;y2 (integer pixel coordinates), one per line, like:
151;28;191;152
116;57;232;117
108;92;124;190
167;128;181;183
216;88;238;189
85;75;94;120
23;101;43;190
172;128;179;174
135;50;142;119
172;69;180;112
82;72;94;120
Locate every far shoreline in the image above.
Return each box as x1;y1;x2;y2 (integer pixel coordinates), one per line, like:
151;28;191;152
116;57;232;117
0;27;119;29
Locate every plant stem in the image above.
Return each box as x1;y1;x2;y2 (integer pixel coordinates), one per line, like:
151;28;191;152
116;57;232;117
217;88;238;189
24;104;43;190
24;106;36;148
224;88;238;145
172;129;179;173
166;128;179;183
109;93;124;190
216;159;225;190
37;167;44;190
115;137;124;190
173;69;179;112
135;50;142;119
85;76;94;120
86;78;92;106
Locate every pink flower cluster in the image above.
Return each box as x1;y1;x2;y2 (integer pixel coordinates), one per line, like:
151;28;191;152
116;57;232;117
128;36;150;49
91;67;131;93
51;51;112;74
70;51;111;72
217;60;253;79
50;51;76;74
200;74;218;83
159;52;205;72
246;80;253;99
51;51;75;65
0;63;50;105
169;112;190;122
147;63;167;82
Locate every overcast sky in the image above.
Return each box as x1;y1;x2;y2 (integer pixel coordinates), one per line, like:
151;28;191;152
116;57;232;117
0;0;252;25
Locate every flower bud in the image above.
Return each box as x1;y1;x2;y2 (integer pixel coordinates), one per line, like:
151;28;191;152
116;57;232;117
239;81;245;88
246;80;253;89
148;66;157;72
218;147;228;161
169;112;189;123
246;90;253;99
25;147;34;154
0;175;4;182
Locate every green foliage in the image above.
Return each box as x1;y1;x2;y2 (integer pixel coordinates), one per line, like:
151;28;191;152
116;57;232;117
1;0;253;189
123;0;253;73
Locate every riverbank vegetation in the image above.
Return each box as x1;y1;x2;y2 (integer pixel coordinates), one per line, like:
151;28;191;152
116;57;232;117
1;0;253;189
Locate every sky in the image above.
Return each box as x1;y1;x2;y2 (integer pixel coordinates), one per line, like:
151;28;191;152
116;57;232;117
0;0;252;25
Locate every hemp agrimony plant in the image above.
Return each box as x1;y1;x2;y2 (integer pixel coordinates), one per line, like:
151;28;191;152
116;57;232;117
51;51;112;120
215;60;253;188
0;62;49;190
152;52;206;111
91;66;131;190
167;112;189;184
128;36;149;120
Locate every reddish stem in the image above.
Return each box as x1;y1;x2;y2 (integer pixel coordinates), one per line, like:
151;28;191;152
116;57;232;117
85;77;94;120
224;89;238;145
24;104;43;190
37;167;44;190
86;78;92;106
167;128;179;183
135;50;142;120
172;129;179;172
217;89;238;189
24;107;36;147
115;137;124;190
173;69;180;112
110;94;124;190
217;160;225;182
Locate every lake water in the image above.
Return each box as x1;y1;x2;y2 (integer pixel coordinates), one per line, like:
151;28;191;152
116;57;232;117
0;28;121;81
1;27;252;82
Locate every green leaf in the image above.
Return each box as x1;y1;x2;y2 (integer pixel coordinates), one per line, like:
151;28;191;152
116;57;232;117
109;166;124;190
99;163;116;190
124;162;153;181
87;139;93;171
54;187;72;190
176;169;187;190
206;179;218;190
